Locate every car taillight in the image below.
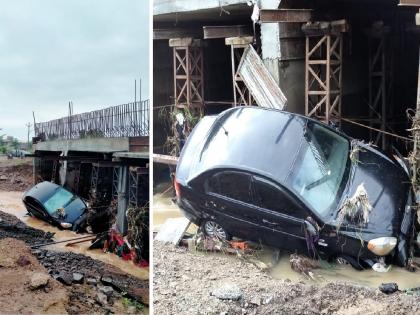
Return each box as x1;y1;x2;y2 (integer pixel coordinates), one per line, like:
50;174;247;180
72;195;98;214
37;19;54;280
174;179;181;198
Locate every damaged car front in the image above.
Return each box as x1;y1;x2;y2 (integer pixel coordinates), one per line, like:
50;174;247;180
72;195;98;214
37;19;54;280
318;140;417;270
23;181;88;231
175;106;419;271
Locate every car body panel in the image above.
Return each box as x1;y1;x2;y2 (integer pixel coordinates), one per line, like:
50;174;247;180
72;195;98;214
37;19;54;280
176;107;416;268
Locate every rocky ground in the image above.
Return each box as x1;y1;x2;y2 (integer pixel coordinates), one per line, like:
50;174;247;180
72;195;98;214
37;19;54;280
0;210;149;314
0;157;33;191
153;241;420;315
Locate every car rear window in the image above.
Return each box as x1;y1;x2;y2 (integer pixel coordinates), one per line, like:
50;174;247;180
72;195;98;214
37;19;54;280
254;177;304;217
206;172;252;204
43;187;74;215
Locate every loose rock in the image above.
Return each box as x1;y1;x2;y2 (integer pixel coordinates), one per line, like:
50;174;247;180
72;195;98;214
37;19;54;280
96;292;109;305
72;272;84;284
211;283;242;301
29;272;50;290
99;285;114;298
56;272;72;286
87;277;98;286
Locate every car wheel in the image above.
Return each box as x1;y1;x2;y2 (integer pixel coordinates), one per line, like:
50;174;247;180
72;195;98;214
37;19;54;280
337;255;364;271
202;220;231;241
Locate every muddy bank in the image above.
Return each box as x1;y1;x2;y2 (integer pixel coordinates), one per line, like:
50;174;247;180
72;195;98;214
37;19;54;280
34;249;149;305
0;210;149;314
0;237;68;314
153;241;420;315
0;158;33;191
0;211;54;245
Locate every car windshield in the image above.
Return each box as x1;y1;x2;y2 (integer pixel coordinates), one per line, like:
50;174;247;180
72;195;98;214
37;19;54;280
287;123;350;216
43;187;74;215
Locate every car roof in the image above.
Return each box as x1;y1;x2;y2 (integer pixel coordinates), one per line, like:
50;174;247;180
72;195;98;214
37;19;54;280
179;106;348;185
23;181;66;203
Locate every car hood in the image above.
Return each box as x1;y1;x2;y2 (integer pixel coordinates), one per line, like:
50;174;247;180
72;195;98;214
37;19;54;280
51;198;87;224
336;142;410;236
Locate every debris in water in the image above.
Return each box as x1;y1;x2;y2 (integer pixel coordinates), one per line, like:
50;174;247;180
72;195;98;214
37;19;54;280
337;183;372;230
126;203;149;263
289;253;319;279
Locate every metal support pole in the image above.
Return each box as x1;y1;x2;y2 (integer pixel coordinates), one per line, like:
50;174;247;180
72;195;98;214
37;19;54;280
116;165;129;234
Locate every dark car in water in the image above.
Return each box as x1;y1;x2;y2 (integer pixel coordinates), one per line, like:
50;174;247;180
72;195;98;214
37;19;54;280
175;106;418;270
23;181;87;231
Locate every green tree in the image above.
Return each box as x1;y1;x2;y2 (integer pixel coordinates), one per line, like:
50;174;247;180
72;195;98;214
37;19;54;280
11;138;20;150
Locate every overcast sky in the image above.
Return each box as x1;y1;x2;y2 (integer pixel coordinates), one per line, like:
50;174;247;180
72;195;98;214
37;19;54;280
0;0;149;140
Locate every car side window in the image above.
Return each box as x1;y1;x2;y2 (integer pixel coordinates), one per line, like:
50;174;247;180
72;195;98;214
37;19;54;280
206;172;253;204
254;177;305;217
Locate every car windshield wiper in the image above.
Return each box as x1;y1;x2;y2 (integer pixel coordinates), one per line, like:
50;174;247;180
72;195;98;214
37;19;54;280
306;171;331;190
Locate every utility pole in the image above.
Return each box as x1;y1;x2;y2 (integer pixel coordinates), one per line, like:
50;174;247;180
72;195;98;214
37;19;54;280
135;79;137;103
139;78;142;103
25;122;32;150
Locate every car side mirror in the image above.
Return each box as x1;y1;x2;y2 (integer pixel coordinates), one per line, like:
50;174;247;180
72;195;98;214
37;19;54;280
304;220;318;237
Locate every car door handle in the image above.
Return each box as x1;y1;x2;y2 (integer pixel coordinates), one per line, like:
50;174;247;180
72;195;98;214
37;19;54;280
262;219;278;226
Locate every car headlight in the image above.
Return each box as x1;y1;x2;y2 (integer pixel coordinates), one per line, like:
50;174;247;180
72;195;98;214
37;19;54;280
367;237;397;256
60;222;73;229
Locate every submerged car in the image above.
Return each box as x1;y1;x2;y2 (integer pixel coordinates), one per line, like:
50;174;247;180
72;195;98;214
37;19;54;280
175;106;418;270
23;181;87;231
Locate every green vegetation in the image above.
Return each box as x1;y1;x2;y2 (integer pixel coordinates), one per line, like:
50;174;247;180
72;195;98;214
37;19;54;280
0;134;24;154
121;296;144;312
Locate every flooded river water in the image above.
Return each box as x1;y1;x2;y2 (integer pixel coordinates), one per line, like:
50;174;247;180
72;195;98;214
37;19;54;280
0;191;149;281
154;184;420;290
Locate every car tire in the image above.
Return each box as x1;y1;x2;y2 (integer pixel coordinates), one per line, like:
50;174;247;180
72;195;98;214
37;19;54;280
201;220;231;241
337;255;365;271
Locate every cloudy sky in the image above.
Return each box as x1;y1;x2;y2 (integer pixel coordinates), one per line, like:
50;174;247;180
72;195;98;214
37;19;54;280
0;0;149;140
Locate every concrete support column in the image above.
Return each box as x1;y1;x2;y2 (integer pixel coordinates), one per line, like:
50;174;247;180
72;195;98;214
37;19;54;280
116;166;129;234
260;0;282;84
259;0;306;114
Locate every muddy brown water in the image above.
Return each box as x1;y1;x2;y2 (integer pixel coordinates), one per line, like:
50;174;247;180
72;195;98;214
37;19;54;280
154;190;420;291
0;191;149;281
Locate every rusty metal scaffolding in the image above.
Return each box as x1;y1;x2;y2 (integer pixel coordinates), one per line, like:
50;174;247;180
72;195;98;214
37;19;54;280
34;101;149;141
305;34;343;125
227;40;254;106
171;39;204;109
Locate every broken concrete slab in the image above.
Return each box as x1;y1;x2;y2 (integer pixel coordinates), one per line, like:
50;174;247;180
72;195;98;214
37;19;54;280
155;217;191;245
237;45;287;109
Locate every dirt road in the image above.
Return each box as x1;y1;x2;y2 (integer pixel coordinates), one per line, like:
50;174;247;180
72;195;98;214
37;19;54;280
153;241;420;315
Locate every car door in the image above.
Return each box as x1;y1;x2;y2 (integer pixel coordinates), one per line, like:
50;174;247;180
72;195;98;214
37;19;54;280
204;170;265;242
253;176;309;253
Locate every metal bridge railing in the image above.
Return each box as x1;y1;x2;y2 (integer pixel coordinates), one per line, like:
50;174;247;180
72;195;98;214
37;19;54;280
34;101;149;141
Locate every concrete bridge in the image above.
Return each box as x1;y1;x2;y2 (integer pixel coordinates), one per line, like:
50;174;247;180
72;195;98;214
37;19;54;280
32;101;150;234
